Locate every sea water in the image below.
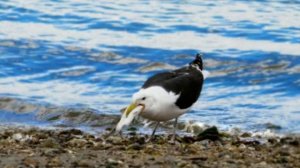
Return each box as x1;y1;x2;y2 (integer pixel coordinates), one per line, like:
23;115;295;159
0;0;300;134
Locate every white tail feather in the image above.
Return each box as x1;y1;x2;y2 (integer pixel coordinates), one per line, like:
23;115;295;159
202;70;210;79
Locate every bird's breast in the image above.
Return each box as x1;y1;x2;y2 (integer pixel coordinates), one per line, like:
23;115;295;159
140;105;188;121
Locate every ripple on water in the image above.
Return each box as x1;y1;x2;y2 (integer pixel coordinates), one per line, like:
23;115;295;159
0;0;300;134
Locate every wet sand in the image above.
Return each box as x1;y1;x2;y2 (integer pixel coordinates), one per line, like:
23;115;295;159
0;127;299;168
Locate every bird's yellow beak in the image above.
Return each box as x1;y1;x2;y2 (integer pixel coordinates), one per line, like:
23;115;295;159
124;102;138;117
124;102;145;117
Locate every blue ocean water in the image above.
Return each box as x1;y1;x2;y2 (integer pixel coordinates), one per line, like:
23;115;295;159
0;0;300;134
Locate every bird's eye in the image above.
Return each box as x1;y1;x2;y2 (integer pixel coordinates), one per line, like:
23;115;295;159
142;97;146;100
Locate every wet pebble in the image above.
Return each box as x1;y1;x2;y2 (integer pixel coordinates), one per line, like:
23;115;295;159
46;157;62;167
128;143;143;150
268;138;278;144
240;132;252;137
197;126;221;141
198;139;211;147
67;138;88;148
106;158;124;166
238;144;246;149
265;122;282;130
181;136;196;143
59;129;83;136
39;138;60;148
278;148;291;156
247;146;255;151
280;137;300;146
106;136;123;145
12;133;23;141
43;148;61;157
23;157;39;168
256;161;268;167
224;155;231;159
73;159;93;167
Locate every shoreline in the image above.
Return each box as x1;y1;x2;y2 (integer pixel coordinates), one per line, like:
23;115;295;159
0;126;299;167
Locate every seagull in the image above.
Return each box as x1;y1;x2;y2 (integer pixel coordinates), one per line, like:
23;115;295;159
113;54;208;142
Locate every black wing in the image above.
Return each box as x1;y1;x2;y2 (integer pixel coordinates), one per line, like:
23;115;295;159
142;67;204;109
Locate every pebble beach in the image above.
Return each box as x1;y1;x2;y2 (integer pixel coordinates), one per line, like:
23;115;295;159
0;127;299;168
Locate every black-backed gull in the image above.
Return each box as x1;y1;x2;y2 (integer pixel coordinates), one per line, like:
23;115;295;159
114;54;208;141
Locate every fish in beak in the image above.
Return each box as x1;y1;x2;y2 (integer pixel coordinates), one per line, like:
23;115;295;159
125;102;138;117
115;102;144;132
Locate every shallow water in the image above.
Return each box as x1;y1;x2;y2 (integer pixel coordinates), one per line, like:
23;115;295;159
0;0;300;134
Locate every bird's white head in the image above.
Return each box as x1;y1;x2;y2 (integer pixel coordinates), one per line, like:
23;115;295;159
124;89;156;117
115;89;156;132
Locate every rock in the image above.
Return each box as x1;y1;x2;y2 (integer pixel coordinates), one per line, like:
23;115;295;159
90;142;104;150
59;129;83;136
191;124;204;135
128;131;137;136
280;137;300;146
265;122;282;130
224;144;235;151
197;126;220;141
184;156;208;161
268;138;278;144
43;148;61;157
226;159;236;163
198;139;211;146
289;139;300;146
214;140;224;146
238;144;246;149
237;139;260;146
278;148;290;156
248;147;255;151
240;132;252;137
23;157;39;168
102;143;113;150
256;161;268;167
67;138;88;148
127;126;137;132
46;157;62;167
3;165;15;168
289;140;299;146
277;156;289;163
181;136;196;143
39;138;60;148
177;160;188;167
12;133;23;141
128;136;144;144
222;155;231;160
106;158;123;166
128;143;143;150
107;136;123;145
192;141;208;150
11;133;32;143
34;132;48;139
73;159;93;167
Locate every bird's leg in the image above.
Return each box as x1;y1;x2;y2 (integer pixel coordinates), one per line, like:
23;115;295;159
170;117;178;143
103;128;116;140
146;122;159;142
